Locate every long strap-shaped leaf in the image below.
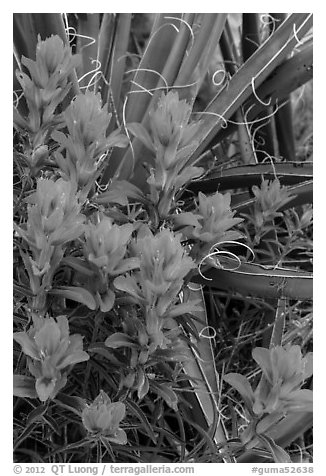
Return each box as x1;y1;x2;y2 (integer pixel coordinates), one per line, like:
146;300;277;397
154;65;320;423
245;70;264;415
179;285;228;450
203;40;313;154
186;162;313;194
189;13;313;165
101;14;132;133
75;13;100;86
193;262;312;300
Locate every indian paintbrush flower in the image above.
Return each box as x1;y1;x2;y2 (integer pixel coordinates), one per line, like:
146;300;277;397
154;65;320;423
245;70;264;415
22;177;85;248
173;191;243;249
52;91;128;188
15;35;80;135
146;92;203;212
224;344;313;441
82;215;139;312
132;227;195;305
114;228;196;348
13;315;89;402
81;390;127;444
251;345;313;416
149;91;200;169
84;216;136;276
251;179;295;229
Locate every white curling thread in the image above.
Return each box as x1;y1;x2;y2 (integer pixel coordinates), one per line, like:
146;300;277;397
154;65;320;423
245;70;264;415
187;283;203;291
80;71;102;91
212;69;227;87
13;90;24;109
243;106;259;164
191;111;228;129
293;23;305;46
73;32;97;52
260;14;278;37
164;15;195;47
197;257;213;281
240;102;281;127
251;77;271;107
126;68;169;90
210;240;255;262
122;95;136;170
207;250;242;271
128;80;200;95
199;325;217;340
95;180;109;192
244;37;261;49
129;80;153;97
64;26;77;44
78;58;102;88
260;155;278;180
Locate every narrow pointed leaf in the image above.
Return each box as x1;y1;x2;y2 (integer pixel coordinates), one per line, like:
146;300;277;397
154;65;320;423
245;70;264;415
13;375;37;399
186;161;313;195
258;434;292;463
49;286;97;310
193;262;312;300
178;286;227;446
189;13;312;164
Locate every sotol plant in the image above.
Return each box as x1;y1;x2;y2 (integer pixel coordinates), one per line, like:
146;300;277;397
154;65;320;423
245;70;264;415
13;13;312;463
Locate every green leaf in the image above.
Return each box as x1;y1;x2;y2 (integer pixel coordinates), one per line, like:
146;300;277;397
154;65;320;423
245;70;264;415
224;373;255;410
126;122;155;152
209;41;313;149
186;162;313;195
105;333;138;349
177;285;228;447
151;382;179;412
25;404;48;426
258;434;292;463
13;375;37;399
189;14;312;164
49;286;97;310
193;262;312;300
125;399;157;444
54;393;87;416
75;14;100;88
96;180;146;206
104;14;132;130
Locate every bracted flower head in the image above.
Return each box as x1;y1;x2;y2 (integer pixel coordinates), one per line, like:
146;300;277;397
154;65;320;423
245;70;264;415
195;192;243;242
24;177;85;247
21;35;80;90
175;191;243;244
81;390;127;444
52;92;128;187
252;345;313;416
84;216;136;275
224;344;313;421
149;91;201;169
13;315;89;401
63;91;111;148
252;179;294;226
15;35;81;134
134;228;195;298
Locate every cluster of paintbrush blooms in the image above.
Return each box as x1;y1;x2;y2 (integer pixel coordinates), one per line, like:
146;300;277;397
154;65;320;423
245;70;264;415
13;35;312;457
